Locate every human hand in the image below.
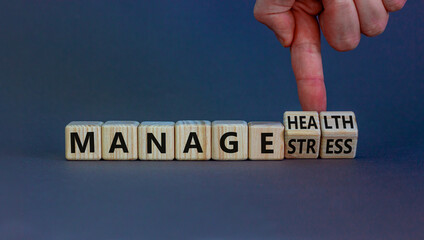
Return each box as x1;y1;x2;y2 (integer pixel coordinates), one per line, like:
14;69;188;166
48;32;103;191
254;0;406;111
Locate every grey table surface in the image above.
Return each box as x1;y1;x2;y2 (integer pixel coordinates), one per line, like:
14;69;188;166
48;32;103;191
1;149;423;239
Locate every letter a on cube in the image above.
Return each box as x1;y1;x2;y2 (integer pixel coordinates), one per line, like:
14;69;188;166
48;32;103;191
65;121;103;160
102;121;139;160
175;120;211;160
212;121;248;160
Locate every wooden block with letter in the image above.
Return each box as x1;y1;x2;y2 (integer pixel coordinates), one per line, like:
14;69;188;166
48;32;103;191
102;121;139;160
283;111;320;158
212;120;248;160
65;121;103;160
319;111;358;158
248;122;284;160
138;121;175;160
175;120;211;160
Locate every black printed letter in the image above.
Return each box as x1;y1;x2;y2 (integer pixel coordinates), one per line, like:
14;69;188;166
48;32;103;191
109;132;128;153
70;132;94;153
147;133;166;153
220;132;238;153
183;132;203;153
288;139;296;154
261;133;273;154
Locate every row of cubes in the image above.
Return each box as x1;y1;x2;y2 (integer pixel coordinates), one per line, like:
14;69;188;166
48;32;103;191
65;111;358;160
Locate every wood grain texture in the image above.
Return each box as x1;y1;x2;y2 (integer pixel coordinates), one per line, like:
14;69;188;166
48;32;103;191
102;121;139;160
283;111;321;158
212;120;248;160
175;120;211;160
65;121;103;160
319;111;358;158
248;122;284;160
138;121;175;160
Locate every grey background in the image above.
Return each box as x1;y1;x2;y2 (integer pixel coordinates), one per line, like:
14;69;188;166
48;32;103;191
0;0;423;239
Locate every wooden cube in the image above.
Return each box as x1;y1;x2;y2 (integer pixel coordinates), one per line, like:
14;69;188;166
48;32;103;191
65;121;103;160
175;120;211;160
283;111;321;158
138;121;175;160
102;121;139;160
212;120;248;160
319;111;358;158
248;122;284;160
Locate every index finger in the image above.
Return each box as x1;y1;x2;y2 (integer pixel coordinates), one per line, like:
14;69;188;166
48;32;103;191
290;8;327;112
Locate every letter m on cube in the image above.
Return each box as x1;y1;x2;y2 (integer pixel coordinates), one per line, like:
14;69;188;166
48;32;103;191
65;121;103;160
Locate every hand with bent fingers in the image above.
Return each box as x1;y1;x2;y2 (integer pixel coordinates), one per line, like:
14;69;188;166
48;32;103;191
254;0;406;111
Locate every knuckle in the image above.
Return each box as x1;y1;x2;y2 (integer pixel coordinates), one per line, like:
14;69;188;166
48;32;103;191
291;42;321;53
329;0;352;9
253;8;266;22
296;77;325;85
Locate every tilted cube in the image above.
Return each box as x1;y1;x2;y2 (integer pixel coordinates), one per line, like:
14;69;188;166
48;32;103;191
319;111;358;158
283;111;320;158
